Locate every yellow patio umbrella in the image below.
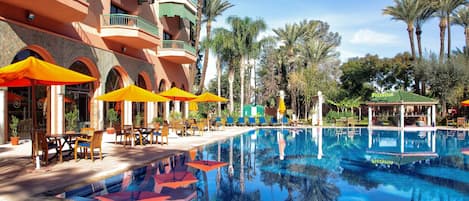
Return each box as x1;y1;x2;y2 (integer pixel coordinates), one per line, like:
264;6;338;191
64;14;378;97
158;87;197;101
461;99;469;106
189;102;198;111
96;84;169;102
0;56;96;168
190;92;228;103
278;98;286;115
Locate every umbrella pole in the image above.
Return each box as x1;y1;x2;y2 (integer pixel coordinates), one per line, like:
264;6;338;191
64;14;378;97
31;83;41;169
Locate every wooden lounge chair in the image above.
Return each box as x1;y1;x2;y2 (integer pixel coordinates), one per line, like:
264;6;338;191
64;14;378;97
74;130;104;162
157;124;169;145
37;132;60;165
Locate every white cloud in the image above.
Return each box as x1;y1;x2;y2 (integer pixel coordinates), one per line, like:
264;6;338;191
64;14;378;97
350;29;399;45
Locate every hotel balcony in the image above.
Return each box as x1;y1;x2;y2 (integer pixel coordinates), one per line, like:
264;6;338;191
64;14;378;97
2;0;89;23
101;14;160;49
159;0;197;13
158;40;197;64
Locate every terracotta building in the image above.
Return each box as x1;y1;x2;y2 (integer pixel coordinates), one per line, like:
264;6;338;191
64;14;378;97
0;0;197;143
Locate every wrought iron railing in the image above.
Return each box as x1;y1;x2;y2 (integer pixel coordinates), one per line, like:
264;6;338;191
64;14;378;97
102;14;159;36
162;40;196;54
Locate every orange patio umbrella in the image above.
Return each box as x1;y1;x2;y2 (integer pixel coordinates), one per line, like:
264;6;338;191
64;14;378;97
96;84;169;102
158;87;197;101
190;92;228;103
154;171;198;189
189;102;198;111
95;191;170;201
0;56;96;167
461;99;469;106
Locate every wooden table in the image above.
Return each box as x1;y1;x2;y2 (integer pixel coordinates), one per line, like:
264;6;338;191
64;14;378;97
46;133;87;162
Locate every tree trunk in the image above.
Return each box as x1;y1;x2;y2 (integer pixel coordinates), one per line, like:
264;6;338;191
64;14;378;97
406;24;416;60
228;66;234;113
198;21;212;94
439;18;446;61
441;99;447;118
216;55;222;117
465;27;469;51
416;26;423;59
190;0;204;87
240;56;245;116
447;13;451;58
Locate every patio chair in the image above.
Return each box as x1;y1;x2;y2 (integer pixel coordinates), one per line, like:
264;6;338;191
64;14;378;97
74;130;104;162
271;117;280;126
457;117;466;128
121;125;134;147
157;123;169;145
37;132;60;165
215;117;223;130
196;121;205;136
259;116;268;126
237;117;246;126
226;117;234;126
248;117;257;126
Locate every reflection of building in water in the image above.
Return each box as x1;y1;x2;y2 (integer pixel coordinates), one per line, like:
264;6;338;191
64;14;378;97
366;129;438;168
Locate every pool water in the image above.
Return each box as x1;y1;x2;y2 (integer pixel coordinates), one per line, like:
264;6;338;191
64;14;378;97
59;128;469;201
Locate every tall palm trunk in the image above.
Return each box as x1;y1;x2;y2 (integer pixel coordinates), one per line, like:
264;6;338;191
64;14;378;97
228;66;235;113
216;55;222;116
465;28;469;50
191;0;204;87
406;24;416;60
439;18;446;61
415;25;424;95
240;56;245;116
447;14;452;58
198;21;212;94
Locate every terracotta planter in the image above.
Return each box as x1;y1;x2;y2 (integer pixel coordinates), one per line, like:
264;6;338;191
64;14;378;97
106;127;115;134
10;136;19;146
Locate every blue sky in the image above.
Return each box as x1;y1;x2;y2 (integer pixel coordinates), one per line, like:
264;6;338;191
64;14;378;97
204;0;466;83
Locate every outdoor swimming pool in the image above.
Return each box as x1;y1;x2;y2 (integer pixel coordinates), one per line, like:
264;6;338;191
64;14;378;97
57;128;469;201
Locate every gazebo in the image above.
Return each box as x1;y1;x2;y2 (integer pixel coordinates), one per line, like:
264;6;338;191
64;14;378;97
366;91;438;129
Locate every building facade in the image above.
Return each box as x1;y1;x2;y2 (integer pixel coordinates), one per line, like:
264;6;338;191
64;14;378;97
0;0;197;143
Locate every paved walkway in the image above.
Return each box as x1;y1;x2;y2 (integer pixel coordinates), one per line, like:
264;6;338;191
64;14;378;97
0;127;254;201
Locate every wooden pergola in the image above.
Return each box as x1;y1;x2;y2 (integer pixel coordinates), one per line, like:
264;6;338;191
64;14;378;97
366;91;438;129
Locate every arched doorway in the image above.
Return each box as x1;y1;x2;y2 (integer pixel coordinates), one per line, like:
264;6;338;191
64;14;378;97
104;68;124;128
7;50;46;139
158;80;166;118
66;61;94;129
134;74;146;127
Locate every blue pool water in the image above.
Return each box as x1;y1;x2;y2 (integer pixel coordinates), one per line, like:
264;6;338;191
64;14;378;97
58;128;469;201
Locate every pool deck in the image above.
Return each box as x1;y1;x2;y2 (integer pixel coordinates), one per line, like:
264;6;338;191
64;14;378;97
0;127;255;201
0;125;467;201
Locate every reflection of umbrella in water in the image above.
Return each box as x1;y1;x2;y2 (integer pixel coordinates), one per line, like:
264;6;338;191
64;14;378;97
7;91;23;102
95;191;170;201
462;148;469;155
153;171;198;189
186;148;228;172
278;130;286;160
0;56;96;168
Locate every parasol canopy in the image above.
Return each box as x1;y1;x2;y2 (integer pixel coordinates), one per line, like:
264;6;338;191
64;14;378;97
186;160;228;172
462;99;469;106
190;92;228;103
96;84;169;102
158;87;197;101
278;98;286;115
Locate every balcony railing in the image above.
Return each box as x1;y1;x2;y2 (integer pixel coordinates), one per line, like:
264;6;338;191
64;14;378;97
162;40;196;54
102;14;159;36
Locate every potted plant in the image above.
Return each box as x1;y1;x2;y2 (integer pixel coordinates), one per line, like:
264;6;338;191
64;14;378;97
65;105;79;133
9;115;19;145
152;116;164;129
134;112;143;128
106;108;119;134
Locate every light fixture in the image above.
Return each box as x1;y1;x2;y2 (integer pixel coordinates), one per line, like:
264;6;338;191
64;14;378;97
121;46;127;52
27;11;35;22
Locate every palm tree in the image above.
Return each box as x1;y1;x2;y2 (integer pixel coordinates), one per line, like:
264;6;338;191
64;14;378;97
452;6;469;50
273;23;306;72
383;0;423;61
211;28;231;116
227;16;266;116
433;0;467;59
192;0;205;88
198;0;233;94
415;2;435;59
